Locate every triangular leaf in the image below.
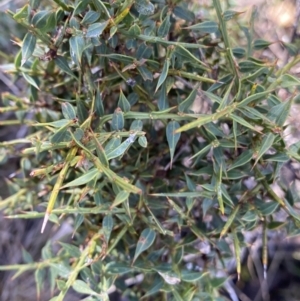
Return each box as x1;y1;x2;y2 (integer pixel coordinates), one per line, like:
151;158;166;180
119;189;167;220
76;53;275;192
133;228;156;263
166;121;180;169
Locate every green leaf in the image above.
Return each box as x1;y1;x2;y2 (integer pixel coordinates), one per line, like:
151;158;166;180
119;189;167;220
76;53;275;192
228;150;253;171
130;120;143;131
174;46;208;70
254;133;276;166
81;11;100;25
106;134;135;160
50;122;71;143
54;56;76;79
58;242;81;257
73;0;89;14
72;280;97;295
232;47;246;58
155;59;170;93
91;131;109;167
181;270;207;282
166;121;180;168
237;90;270;107
266;98;292;127
280;74;300;88
35;269;45;300
173;5;194;21
157;271;181;285
157;13;171;37
230;114;261;132
62;168;99;188
157;83;168;110
255;200;279;216
21;33;36;66
31;10;50;29
178;86;197;112
138;136;147;148
110;190;129;209
14;5;30;20
185;21;218;33
95;89;104;117
104;137;121;154
62;102;76;120
133;228;156;263
76;99;89;124
22;247;33;263
142;277;164;298
106;262;132;274
220;204;240;237
103;215;114;243
111;108;124;131
253;39;272;50
137;65;153;81
86;21;108;38
223;10;244;21
282;42;298;56
135;0;155;16
22;72;40;90
69;36;85;65
118;90;131;112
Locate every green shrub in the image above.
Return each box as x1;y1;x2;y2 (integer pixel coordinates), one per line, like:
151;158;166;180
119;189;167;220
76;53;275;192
1;0;300;300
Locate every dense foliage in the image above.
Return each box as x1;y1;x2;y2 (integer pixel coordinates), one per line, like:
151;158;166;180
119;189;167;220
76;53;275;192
1;0;300;300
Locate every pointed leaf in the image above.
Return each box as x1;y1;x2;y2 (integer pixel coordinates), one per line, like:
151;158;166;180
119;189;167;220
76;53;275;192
103;215;114;243
133;228;156;263
118;90;131;112
61;168;99;188
281;74;300;88
178;86;197;112
237;90;270;107
157;13;171;37
166;121;180;168
72;280;97;295
22;33;36;66
69;36;85;65
266;98;292;126
173;5;194;21
50;123;70;143
81;11;100;25
155;59;170;93
157;83;168;110
230;113;261;133
223;10;245;21
62;102;76;120
86;21;108;38
185;21;218;33
54;56;76;79
253;39;272;50
95;89;104;117
106;136;135;160
22;72;40;90
254;133;276;166
110;190;129;209
228;150;253;171
76;99;89;124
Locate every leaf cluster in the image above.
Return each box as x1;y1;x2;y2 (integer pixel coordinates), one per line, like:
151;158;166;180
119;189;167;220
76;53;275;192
1;0;300;300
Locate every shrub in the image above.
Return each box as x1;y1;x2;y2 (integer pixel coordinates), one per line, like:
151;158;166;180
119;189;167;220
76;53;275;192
1;0;300;300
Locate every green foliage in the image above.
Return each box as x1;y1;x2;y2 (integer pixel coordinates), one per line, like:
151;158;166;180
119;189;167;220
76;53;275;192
1;0;300;300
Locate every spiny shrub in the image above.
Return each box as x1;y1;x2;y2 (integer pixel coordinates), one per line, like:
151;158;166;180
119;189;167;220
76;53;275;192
1;0;300;300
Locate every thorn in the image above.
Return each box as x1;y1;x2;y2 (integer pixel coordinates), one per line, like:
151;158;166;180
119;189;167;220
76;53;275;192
41;213;49;233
